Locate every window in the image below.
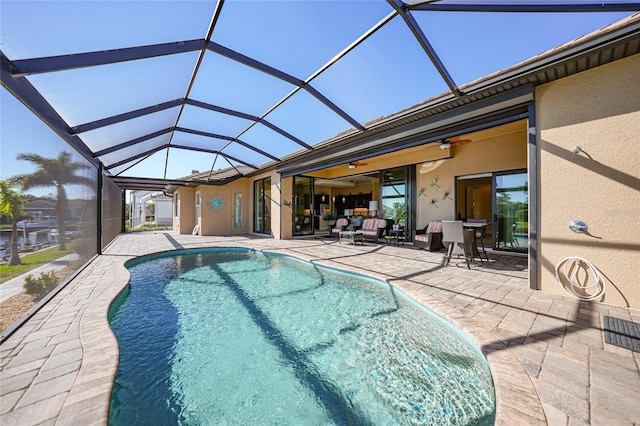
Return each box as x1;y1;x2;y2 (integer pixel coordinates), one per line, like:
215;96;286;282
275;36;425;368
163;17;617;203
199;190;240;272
234;193;243;228
195;191;200;207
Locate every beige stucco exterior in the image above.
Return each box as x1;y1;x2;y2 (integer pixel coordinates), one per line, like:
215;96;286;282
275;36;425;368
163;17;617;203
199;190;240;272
535;54;640;308
173;187;196;234
194;179;251;236
415;121;528;227
173;171;288;239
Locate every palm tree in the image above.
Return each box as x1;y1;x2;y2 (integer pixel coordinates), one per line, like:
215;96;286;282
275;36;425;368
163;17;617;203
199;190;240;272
0;180;27;266
17;151;93;250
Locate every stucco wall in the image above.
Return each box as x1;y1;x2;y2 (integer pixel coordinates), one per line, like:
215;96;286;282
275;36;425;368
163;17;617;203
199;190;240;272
536;54;640;308
416;123;528;228
175;188;196;234
197;179;251;236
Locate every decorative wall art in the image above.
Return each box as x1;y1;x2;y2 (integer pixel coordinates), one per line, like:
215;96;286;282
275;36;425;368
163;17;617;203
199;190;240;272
207;193;227;213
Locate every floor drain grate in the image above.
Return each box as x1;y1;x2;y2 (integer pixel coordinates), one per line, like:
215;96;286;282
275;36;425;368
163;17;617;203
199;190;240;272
603;316;640;353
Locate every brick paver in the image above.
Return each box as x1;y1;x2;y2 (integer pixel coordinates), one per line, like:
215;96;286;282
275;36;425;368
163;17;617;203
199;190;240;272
1;232;639;425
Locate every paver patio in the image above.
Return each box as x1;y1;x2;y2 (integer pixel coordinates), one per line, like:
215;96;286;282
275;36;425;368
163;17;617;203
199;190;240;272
1;232;639;425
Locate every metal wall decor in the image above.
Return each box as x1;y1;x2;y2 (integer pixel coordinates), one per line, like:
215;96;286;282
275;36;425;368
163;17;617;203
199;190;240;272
207;193;227;213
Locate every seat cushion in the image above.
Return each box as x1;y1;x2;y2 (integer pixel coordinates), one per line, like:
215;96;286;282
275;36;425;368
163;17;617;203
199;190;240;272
361;218;387;231
335;218;349;228
426;220;442;233
414;234;431;243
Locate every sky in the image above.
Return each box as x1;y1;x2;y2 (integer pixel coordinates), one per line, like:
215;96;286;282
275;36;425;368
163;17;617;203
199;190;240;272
1;1;636;194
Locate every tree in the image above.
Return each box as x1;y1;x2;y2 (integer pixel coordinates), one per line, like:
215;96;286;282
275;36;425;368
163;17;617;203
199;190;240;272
0;180;27;265
17;151;93;250
146;202;155;222
387;201;407;227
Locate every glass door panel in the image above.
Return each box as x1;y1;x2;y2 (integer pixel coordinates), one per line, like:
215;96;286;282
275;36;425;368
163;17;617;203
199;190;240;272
293;176;313;236
254;180;263;233
234;193;243;228
254;178;271;234
494;171;528;252
381;167;407;228
263;179;271;233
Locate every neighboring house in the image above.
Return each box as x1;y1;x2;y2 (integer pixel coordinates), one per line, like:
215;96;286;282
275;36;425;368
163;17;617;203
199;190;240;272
169;18;640;309
152;193;173;226
129;190;173;228
23;199;56;221
129;190;150;228
66;199;86;222
20;199;88;224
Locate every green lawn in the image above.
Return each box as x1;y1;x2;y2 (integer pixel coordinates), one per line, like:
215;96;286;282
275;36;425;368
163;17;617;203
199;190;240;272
0;245;77;283
126;225;171;232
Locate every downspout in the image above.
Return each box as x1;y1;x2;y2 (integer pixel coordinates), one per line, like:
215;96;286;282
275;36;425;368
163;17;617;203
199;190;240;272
97;164;103;255
527;104;537;290
121;189;126;234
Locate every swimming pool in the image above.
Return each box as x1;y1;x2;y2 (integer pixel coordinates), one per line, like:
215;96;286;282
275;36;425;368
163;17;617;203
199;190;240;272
109;248;495;425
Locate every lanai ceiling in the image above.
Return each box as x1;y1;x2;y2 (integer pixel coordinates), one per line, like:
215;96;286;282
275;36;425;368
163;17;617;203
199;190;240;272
2;1;639;191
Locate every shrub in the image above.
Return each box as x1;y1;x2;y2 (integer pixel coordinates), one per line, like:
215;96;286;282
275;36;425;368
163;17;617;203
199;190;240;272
23;271;59;299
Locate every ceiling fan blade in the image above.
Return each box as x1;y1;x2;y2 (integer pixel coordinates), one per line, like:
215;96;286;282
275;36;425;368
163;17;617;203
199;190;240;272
449;136;472;145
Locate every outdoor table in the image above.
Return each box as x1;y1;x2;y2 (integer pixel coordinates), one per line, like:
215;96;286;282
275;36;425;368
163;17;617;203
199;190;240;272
339;230;364;245
386;229;405;245
463;222;488;261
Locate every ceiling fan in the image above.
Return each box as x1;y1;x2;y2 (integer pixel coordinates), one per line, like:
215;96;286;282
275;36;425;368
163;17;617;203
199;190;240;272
348;160;368;169
439;136;472;149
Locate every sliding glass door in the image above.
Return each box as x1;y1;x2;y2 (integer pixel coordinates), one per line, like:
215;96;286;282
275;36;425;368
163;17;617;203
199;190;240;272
254;178;271;234
380;166;414;234
494;171;528;252
456;170;527;253
293;176;314;236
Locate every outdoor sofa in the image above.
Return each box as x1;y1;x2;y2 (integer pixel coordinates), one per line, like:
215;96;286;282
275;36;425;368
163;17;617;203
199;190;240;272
354;218;393;242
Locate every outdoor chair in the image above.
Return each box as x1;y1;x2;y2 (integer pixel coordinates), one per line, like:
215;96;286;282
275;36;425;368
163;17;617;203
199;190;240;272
302;215;311;232
496;217;519;248
413;220;444;252
329;218;350;238
441;220;474;269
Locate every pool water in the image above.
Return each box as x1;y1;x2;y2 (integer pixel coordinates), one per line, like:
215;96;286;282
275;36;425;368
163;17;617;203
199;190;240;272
109;248;495;425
